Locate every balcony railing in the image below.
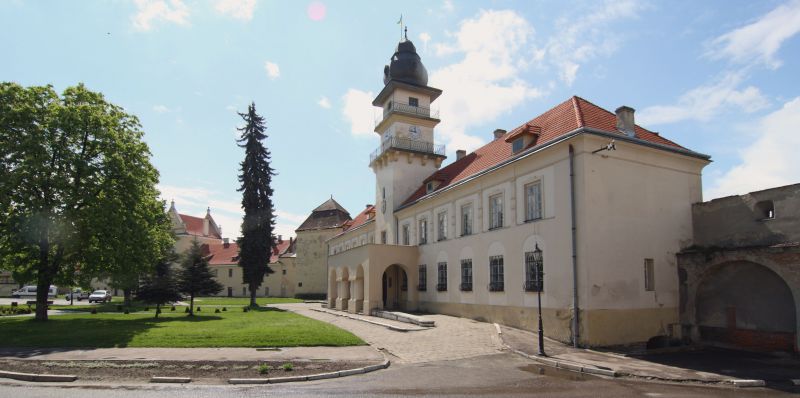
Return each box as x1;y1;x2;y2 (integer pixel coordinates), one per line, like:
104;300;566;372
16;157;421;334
370;137;446;164
375;101;440;126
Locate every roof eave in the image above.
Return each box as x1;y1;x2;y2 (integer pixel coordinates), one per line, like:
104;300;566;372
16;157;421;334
372;80;443;106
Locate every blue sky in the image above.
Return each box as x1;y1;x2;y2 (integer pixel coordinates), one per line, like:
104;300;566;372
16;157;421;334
2;0;799;239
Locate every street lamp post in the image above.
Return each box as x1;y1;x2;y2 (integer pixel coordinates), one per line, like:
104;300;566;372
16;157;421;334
533;244;545;356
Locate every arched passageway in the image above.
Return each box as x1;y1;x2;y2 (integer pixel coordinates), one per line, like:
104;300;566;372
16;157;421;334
382;264;408;310
696;261;796;351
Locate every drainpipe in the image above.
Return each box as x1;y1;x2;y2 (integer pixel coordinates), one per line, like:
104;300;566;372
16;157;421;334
569;144;580;348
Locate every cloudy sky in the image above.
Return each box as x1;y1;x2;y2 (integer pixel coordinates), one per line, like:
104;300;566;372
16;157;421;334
2;0;799;239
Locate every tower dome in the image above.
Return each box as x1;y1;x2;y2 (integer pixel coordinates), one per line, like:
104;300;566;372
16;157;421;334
383;39;428;86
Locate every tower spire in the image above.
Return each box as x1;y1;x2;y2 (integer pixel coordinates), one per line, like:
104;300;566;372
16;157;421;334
404;26;408;41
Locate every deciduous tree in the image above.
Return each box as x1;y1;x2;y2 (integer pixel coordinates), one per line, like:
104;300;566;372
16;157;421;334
0;83;170;321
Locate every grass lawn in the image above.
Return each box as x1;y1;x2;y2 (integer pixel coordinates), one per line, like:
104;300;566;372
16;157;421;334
191;297;304;306
0;309;364;348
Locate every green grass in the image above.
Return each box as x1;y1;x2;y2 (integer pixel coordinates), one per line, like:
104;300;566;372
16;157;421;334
190;297;304;306
0;309;364;348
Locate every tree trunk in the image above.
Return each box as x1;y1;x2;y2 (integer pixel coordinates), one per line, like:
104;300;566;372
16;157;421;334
249;283;257;307
34;275;51;322
155;303;160;319
189;294;194;316
123;289;132;308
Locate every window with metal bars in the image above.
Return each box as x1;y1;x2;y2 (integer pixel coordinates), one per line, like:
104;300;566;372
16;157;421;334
524;251;543;292
489;255;504;291
437;262;447;291
460;259;472;291
418;264;427;291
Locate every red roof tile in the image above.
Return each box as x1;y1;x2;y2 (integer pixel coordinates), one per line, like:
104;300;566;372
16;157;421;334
178;214;222;239
205;238;294;266
402;96;691;206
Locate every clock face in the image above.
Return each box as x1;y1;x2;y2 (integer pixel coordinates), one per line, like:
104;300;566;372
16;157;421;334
409;125;419;139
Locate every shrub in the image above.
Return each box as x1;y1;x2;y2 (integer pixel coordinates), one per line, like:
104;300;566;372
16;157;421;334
258;364;271;375
171;306;176;311
144;307;149;311
124;309;130;314
281;363;293;372
196;307;201;312
116;305;123;311
214;308;220;313
294;293;327;301
185;307;190;313
243;307;249;312
91;309;97;314
222;307;227;312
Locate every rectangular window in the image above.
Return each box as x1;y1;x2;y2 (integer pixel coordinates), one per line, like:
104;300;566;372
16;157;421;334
228;269;233;278
437;262;447;291
437;211;447;241
282;269;287;275
419;218;428;245
460;259;473;291
512;137;524;153
381;230;387;244
489;194;504;229
524;251;543;292
644;258;655;291
408;97;419;107
489;255;504;291
402;224;410;245
524;181;543;222
418;264;427;291
461;204;473;236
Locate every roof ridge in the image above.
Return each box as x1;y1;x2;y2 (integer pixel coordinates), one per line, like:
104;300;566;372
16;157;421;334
571;96;585;127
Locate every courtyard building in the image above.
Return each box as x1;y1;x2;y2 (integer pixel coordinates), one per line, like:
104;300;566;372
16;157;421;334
325;36;711;347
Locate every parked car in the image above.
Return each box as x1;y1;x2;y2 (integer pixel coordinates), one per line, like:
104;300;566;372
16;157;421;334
11;285;57;298
64;289;90;301
88;290;112;303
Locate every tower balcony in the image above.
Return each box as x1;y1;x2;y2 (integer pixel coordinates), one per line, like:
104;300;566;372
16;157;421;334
370;137;446;165
374;101;440;127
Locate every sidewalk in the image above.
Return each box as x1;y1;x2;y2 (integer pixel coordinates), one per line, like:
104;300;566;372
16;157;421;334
499;325;800;384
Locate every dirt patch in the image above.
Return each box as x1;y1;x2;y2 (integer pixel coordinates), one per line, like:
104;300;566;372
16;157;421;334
0;359;380;383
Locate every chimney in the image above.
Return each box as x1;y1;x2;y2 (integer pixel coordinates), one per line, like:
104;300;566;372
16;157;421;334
615;106;636;138
223;238;229;248
203;207;210;236
278;234;283;243
289;237;293;246
493;129;507;140
456;149;466;160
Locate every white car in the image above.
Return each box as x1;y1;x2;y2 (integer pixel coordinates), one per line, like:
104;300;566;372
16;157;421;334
11;285;57;298
88;290;112;303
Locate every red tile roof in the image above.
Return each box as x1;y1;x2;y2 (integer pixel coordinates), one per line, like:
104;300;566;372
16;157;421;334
205;238;294;266
178;214;222;239
402;96;692;206
329;205;375;240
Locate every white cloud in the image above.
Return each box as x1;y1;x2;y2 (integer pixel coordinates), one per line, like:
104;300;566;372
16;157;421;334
131;0;189;31
707;0;800;69
214;0;257;21
342;89;376;137
442;0;454;12
153;104;171;113
638;72;769;125
158;184;304;239
536;0;644;85
429;10;544;152
706;97;800;199
419;32;431;52
317;96;331;109
264;61;280;79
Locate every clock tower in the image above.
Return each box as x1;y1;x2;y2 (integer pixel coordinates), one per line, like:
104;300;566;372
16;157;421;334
370;35;445;244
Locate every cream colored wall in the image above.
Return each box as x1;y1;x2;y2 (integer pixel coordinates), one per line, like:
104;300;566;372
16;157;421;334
173;234;222;255
210;264;278;297
295;228;340;296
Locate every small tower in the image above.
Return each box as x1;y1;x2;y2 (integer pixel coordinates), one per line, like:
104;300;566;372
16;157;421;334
370;34;445;244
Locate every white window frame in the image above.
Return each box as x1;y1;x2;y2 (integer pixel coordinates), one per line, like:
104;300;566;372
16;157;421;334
524;180;543;222
461;204;473;236
489;194;504;230
437;211;447;241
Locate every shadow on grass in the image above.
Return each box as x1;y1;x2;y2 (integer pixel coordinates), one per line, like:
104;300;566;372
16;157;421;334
249;306;286;313
0;314;223;350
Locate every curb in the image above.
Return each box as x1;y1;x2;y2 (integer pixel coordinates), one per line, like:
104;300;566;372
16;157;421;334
150;376;191;383
730;379;766;388
311;308;425;332
228;358;390;384
0;370;77;383
511;348;618;378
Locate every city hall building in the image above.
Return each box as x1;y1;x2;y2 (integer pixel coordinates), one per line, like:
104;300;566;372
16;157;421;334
325;37;711;347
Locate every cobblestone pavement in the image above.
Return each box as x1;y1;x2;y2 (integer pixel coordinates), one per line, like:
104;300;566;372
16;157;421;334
275;303;504;364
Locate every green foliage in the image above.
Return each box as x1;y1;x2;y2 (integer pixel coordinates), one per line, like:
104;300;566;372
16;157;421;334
236;103;276;307
0;83;173;321
136;256;181;318
0;311;366;348
0;306;32;316
258;364;271;374
179;240;223;316
281;363;293;372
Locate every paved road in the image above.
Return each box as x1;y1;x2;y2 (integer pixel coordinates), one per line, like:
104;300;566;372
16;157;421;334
0;297;95;306
0;353;795;397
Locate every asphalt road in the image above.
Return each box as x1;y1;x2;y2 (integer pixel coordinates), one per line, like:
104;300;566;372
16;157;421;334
1;353;795;397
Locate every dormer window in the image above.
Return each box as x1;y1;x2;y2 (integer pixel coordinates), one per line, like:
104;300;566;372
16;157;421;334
512;137;524;153
426;182;434;193
409;97;419;107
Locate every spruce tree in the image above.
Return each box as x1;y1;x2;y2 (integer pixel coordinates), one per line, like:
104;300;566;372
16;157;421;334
137;253;181;318
178;240;222;316
236;102;276;308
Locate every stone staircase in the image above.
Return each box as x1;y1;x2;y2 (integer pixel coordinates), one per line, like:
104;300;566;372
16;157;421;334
370;309;435;327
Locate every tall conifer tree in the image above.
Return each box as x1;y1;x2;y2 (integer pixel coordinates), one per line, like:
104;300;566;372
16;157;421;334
236;103;276;307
